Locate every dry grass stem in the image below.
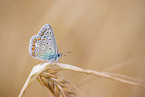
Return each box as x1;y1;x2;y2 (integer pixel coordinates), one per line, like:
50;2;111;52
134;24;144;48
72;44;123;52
19;62;145;97
103;59;135;72
56;63;145;87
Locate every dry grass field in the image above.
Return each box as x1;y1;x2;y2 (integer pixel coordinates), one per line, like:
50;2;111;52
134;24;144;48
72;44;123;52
0;0;145;97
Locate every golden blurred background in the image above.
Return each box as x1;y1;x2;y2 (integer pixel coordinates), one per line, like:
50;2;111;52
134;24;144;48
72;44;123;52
0;0;145;97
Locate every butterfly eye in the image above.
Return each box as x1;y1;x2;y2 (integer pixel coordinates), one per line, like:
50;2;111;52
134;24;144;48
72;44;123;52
58;54;60;57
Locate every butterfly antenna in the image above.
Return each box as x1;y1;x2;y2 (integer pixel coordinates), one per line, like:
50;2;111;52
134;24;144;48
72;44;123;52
60;51;71;53
60;51;71;56
61;53;67;56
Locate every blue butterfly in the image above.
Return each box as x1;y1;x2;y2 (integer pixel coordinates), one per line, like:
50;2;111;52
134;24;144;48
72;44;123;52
29;24;61;63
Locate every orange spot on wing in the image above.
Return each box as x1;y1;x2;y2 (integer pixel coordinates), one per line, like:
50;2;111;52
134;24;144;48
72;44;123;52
32;48;35;50
35;39;37;41
43;38;45;40
32;44;35;47
41;33;44;35
38;38;41;40
33;41;35;43
32;51;35;56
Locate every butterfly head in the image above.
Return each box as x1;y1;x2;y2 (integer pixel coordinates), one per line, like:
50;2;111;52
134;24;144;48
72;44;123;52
57;53;62;59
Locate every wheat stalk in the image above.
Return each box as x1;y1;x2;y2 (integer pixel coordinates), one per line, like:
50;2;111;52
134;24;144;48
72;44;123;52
38;67;77;97
18;62;145;97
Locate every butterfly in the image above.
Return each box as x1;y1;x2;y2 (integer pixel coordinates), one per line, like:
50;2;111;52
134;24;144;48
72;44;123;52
29;24;61;63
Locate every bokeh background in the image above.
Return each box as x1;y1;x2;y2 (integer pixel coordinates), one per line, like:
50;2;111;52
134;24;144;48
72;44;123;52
0;0;145;97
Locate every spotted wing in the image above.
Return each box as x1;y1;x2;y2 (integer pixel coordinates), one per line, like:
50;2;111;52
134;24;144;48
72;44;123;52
29;24;58;61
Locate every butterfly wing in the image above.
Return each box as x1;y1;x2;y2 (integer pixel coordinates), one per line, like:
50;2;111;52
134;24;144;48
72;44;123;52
29;24;58;61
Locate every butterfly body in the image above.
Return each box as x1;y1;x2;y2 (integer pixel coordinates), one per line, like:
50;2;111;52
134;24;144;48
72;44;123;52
29;24;61;63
